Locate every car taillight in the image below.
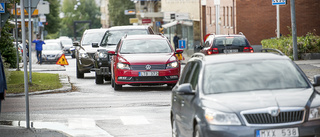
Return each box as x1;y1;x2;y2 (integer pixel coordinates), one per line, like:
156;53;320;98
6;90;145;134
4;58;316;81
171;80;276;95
243;47;254;53
207;48;219;55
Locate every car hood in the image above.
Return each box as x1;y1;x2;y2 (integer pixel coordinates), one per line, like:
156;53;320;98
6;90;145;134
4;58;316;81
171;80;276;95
119;53;174;64
42;50;63;55
201;88;313;113
80;45;98;53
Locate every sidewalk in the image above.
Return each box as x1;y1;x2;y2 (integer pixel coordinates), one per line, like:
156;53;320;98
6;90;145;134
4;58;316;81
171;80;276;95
0;124;71;137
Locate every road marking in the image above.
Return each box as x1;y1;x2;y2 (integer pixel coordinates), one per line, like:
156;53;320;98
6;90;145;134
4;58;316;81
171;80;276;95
120;116;150;125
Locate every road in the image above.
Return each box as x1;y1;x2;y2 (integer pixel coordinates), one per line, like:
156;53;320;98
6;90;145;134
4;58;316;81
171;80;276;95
1;56;174;137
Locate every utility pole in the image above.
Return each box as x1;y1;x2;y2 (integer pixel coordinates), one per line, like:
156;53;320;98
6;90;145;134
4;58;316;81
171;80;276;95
20;0;30;129
28;0;32;83
14;1;20;71
290;0;298;60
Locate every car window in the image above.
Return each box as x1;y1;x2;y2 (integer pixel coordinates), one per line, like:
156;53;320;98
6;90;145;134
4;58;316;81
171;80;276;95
213;36;248;47
60;39;72;45
101;29;149;46
203;59;309;94
43;44;62;50
179;62;195;84
81;31;106;46
204;35;213;47
190;62;201;90
120;39;172;54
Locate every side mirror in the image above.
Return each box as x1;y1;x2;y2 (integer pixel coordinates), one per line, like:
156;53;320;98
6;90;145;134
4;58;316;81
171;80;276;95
73;41;80;46
92;42;99;48
313;75;320;87
177;83;195;95
175;49;184;54
108;50;116;55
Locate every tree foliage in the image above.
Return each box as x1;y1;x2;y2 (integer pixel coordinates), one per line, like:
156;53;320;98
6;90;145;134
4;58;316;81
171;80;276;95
44;0;61;35
109;0;135;26
60;0;101;38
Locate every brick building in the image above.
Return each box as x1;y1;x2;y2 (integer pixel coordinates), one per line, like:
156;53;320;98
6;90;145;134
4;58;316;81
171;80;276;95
203;0;320;45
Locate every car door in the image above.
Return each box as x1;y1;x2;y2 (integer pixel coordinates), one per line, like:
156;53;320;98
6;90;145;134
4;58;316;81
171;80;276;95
179;61;201;136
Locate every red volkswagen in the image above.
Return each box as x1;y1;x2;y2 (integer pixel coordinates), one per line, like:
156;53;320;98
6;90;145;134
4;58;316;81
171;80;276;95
108;35;183;90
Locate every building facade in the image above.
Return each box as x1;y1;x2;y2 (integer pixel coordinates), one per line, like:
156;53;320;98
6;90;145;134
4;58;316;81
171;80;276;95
100;0;110;28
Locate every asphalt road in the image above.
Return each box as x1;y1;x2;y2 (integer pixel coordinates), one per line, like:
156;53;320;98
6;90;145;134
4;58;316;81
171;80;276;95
1;55;174;137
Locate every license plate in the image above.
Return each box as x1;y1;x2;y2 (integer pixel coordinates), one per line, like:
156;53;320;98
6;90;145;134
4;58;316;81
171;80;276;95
139;71;159;76
224;49;238;53
256;127;299;137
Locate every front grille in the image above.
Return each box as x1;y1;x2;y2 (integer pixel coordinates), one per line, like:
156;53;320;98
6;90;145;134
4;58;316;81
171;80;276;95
243;110;304;124
131;65;166;70
46;55;56;58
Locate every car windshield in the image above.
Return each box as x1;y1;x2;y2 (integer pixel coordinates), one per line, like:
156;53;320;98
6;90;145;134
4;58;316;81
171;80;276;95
60;39;72;45
120;39;172;54
81;31;106;46
43;44;61;50
203;59;309;94
213;36;248;47
101;30;148;46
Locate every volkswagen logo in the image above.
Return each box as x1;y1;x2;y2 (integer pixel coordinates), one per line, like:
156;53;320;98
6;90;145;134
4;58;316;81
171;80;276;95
145;64;152;70
268;107;280;117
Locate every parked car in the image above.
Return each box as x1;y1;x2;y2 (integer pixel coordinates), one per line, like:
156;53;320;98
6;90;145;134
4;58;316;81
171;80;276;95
41;43;64;64
59;36;75;58
199;33;253;55
73;28;108;78
108;34;184;90
92;25;154;84
171;51;320;137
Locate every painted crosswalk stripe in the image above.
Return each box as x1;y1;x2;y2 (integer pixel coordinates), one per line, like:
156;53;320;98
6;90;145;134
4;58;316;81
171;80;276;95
120;116;150;125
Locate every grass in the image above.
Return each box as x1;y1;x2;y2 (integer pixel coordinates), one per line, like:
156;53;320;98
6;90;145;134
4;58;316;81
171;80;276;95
7;71;62;94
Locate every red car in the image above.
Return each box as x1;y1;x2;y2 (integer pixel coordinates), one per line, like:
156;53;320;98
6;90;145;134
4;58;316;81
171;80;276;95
108;35;183;90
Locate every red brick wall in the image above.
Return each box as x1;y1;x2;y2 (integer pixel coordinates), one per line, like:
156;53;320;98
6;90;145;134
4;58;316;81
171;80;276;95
236;0;320;45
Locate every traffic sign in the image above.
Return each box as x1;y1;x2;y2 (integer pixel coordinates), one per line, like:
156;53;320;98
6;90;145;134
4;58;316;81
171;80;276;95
178;40;186;49
272;0;287;5
56;54;69;66
0;3;5;13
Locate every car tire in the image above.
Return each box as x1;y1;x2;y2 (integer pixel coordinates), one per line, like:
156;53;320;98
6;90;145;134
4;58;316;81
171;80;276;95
72;54;75;58
95;73;104;84
167;84;175;89
193;124;202;137
111;78;115;88
114;82;122;91
76;63;84;78
171;117;179;137
105;76;111;81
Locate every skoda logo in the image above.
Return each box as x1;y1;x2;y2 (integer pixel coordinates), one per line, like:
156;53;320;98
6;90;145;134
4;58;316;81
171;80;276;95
268;108;280;117
145;64;152;70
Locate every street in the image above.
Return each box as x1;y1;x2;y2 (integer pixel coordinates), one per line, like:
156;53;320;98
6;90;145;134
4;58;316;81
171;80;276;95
1;55;174;137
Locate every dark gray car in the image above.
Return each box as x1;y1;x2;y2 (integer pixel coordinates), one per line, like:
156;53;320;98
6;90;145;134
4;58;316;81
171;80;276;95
171;52;320;137
92;25;154;84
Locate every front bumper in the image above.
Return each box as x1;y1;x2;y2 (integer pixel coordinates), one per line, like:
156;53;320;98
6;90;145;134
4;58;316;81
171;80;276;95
115;68;180;85
199;120;320;137
94;67;110;76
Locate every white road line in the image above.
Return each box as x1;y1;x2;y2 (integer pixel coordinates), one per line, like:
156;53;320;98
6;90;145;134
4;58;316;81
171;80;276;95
120;116;150;125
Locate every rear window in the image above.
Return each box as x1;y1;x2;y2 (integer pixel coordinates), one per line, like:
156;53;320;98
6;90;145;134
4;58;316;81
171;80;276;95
101;29;149;46
213;36;248;47
120;39;172;54
203;59;309;94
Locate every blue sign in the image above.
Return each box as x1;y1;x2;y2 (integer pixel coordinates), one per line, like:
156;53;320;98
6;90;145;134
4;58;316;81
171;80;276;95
38;22;43;27
178;40;186;49
156;21;161;27
0;3;5;13
272;0;287;5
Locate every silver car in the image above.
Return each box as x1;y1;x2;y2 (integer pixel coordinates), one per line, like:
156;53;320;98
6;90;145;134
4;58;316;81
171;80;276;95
41;43;64;64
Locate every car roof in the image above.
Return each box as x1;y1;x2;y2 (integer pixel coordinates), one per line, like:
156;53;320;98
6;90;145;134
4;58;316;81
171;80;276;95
213;34;246;38
84;28;109;33
109;25;150;30
192;53;291;65
124;35;166;40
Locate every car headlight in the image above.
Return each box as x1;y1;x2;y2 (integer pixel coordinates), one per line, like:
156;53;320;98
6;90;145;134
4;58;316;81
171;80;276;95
117;62;130;70
204;109;241;125
166;61;178;69
79;53;89;58
97;52;108;58
309;107;320;120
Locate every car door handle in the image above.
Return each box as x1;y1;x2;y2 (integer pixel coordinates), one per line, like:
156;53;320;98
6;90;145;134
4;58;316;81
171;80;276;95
181;100;185;107
173;96;177;102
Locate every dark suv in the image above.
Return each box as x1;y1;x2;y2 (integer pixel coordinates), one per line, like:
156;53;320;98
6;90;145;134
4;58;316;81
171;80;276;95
92;25;154;84
200;33;253;55
171;50;320;137
73;28;108;78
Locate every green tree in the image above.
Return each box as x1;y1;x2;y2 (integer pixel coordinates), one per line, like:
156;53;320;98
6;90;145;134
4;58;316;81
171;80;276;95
109;0;135;26
60;0;101;38
44;0;61;35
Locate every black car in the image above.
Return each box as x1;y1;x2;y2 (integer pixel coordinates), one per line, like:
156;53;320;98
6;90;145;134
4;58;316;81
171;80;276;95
200;33;253;55
171;51;320;137
92;25;155;84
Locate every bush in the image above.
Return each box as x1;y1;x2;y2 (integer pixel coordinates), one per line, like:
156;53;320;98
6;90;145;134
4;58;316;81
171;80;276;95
261;32;320;59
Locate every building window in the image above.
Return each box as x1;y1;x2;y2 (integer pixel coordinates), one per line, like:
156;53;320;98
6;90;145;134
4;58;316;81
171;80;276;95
210;7;212;25
141;1;145;5
223;7;225;26
230;7;233;27
227;7;229;27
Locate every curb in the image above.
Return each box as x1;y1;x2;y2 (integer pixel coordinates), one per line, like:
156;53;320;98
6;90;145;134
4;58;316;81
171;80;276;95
6;74;72;97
